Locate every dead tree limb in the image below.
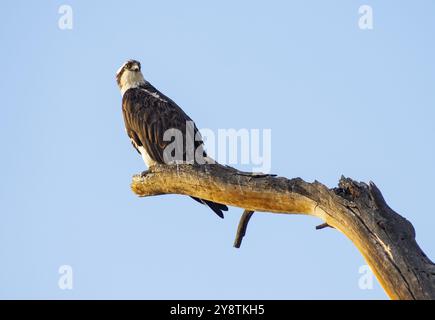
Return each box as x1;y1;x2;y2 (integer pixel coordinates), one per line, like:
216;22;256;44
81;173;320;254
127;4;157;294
234;210;255;248
131;163;435;300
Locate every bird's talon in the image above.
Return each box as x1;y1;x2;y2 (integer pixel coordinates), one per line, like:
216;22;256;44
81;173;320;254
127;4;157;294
140;170;149;177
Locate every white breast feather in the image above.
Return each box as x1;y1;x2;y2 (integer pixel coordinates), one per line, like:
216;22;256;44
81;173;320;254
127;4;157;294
138;146;156;167
130;138;156;167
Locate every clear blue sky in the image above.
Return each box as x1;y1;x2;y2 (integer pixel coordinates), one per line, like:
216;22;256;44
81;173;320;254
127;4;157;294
0;0;434;299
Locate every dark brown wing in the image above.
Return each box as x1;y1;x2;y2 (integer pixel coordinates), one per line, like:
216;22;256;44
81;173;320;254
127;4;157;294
122;84;204;164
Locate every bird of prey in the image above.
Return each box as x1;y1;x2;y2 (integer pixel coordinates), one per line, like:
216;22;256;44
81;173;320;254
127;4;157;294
116;59;228;218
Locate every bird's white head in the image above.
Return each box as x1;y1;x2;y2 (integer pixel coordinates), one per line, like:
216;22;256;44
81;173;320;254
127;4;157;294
116;59;146;96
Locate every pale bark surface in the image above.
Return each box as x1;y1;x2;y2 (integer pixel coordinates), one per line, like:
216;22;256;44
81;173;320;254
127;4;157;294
131;164;435;300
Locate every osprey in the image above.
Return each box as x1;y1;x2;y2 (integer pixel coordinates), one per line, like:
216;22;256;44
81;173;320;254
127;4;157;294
116;59;228;218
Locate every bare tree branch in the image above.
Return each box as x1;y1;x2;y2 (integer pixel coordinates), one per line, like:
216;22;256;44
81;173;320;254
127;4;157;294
131;163;435;300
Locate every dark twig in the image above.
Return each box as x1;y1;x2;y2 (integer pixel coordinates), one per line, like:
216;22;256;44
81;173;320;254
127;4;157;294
316;222;333;230
234;210;255;248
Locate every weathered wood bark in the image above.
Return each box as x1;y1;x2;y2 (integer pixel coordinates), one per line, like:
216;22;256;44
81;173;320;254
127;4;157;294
131;164;435;300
